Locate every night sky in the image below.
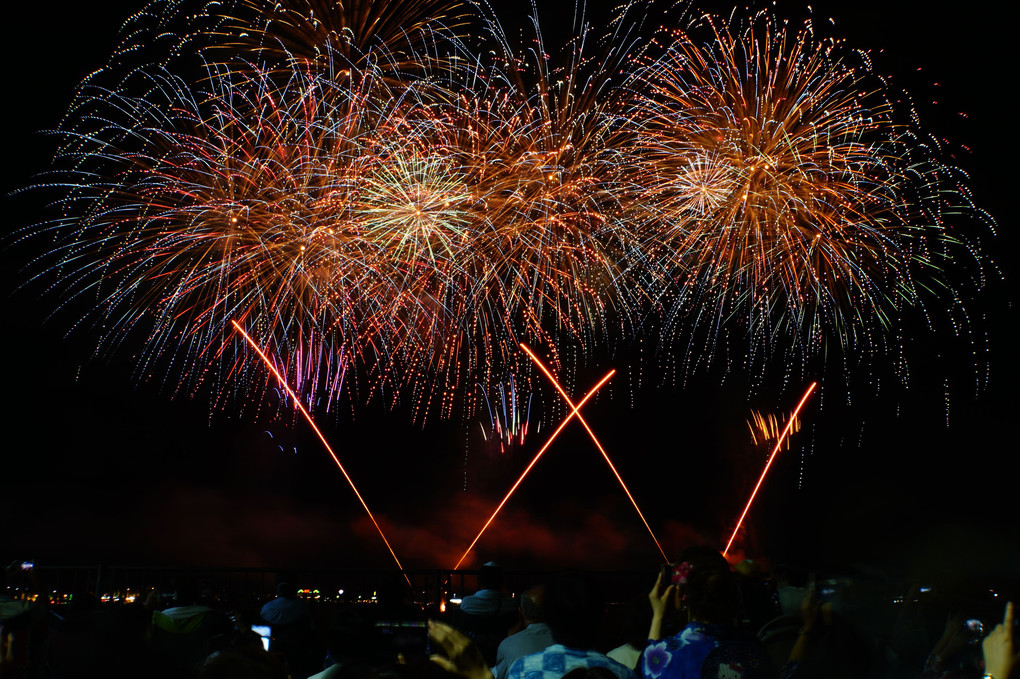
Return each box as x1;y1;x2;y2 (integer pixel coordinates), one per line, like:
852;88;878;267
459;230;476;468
2;0;1016;583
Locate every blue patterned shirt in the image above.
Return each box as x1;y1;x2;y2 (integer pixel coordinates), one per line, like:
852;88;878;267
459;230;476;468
640;623;722;679
507;643;638;679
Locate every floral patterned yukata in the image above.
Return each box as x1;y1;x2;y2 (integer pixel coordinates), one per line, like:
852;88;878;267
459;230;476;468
641;622;742;679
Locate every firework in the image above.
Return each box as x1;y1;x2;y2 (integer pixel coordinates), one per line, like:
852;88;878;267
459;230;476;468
35;57;480;408
18;1;992;423
87;0;473;86
478;375;534;453
393;5;655;416
747;409;801;450
625;11;984;378
32;30;632;419
200;0;473;74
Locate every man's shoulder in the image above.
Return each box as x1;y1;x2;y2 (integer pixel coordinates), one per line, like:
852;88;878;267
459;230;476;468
523;622;552;635
260;597;309;623
462;589;499;602
503;622;552;644
498;624;554;659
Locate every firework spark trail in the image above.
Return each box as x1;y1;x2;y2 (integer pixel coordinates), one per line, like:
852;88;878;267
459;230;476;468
520;344;669;562
232;320;412;585
198;0;473;76
478;376;533;452
453;367;616;570
723;381;817;557
748;409;801;450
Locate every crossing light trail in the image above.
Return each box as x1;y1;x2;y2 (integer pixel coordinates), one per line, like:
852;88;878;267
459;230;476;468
519;344;669;562
723;382;818;557
453;367;616;570
231;320;411;587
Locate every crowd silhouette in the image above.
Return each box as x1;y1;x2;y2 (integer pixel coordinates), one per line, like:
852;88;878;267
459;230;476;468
1;553;1016;679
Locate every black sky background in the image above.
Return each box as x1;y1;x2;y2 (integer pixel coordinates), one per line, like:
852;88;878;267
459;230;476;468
2;0;1016;583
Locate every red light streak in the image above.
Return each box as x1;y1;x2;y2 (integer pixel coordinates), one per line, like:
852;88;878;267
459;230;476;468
231;320;411;587
519;344;669;563
723;382;817;557
453;368;616;570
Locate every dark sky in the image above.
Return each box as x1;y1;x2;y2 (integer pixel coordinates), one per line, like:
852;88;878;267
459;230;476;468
2;0;1016;582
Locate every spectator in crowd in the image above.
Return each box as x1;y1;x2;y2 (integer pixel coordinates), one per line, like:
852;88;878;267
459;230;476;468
151;576;230;678
309;605;382;679
225;608;265;651
153;577;218;629
260;575;314;627
735;559;777;634
260;574;320;679
456;562;518;666
779;575;880;679
607;594;652;671
507;571;636;679
493;586;554;679
772;566;809;619
46;591;117;678
642;546;769;679
921;609;986;679
459;562;518;616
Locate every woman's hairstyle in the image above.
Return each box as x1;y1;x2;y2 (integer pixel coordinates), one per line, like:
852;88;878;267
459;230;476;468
674;546;741;625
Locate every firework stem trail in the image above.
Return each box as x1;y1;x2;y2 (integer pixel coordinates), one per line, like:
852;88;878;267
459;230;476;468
520;344;669;562
723;382;817;557
232;320;411;586
453;368;616;570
